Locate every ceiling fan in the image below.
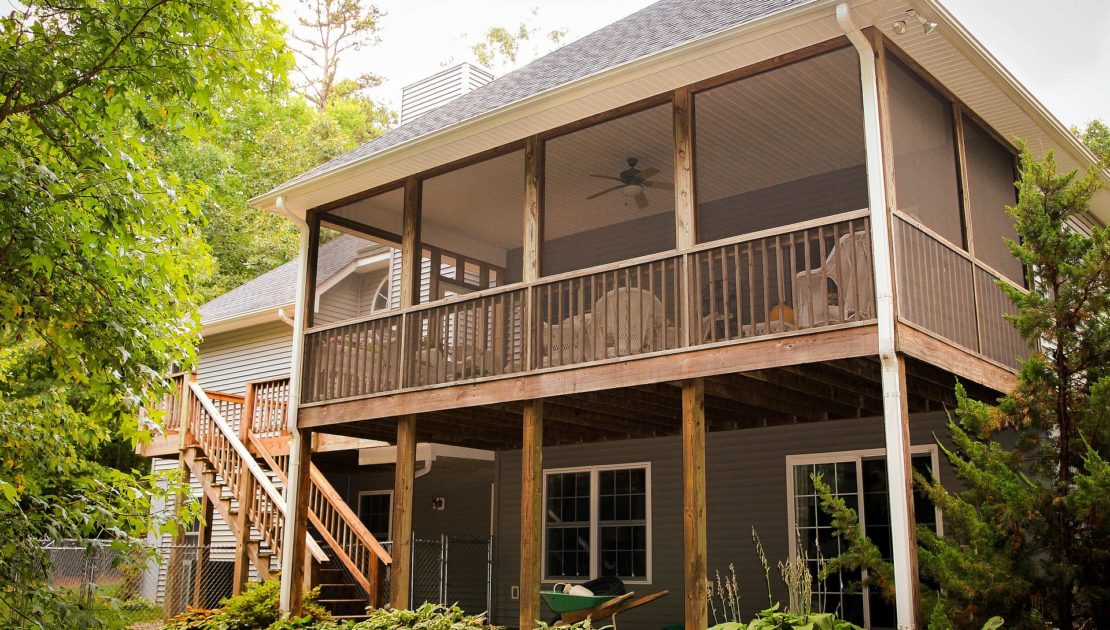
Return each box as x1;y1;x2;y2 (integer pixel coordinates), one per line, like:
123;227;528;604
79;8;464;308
586;157;674;209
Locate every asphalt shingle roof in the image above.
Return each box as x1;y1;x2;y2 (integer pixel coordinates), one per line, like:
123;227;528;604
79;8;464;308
271;0;814;192
199;235;388;323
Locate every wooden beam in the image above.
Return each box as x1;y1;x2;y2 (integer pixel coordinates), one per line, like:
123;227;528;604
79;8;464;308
674;86;696;250
519;401;543;630
682;379;707;629
298;325;879;427
390;415;417;609
896;323;1016;393
304;212;320;328
318;211;402;248
285;428;314;615
164;372;196;619
523;136;544;283
232;383;257;596
399;176;422;308
892;355;921;623
191;494;214;608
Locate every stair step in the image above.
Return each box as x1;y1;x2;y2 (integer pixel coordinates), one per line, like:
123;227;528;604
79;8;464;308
318;598;368;604
319;582;361;588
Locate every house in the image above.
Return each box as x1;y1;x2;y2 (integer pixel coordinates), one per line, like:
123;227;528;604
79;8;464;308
148;0;1110;628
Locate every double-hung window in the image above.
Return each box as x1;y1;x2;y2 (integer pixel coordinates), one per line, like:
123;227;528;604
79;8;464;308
787;448;940;629
544;464;651;583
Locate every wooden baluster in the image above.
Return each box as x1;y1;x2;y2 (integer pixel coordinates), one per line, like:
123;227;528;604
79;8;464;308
775;235;786;331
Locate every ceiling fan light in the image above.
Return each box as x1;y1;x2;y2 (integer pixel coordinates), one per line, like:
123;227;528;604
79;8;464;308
622;184;643;197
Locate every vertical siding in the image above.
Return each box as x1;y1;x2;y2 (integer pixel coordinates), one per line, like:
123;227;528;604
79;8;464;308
492;412;954;627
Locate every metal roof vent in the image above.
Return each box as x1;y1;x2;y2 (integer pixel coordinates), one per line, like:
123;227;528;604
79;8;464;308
399;63;494;126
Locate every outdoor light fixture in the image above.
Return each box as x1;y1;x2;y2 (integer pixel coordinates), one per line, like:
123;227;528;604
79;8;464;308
893;9;937;36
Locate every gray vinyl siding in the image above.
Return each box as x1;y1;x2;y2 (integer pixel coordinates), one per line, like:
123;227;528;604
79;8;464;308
492;411;954;628
315;274;362;325
323;456;495;541
197;321;293;396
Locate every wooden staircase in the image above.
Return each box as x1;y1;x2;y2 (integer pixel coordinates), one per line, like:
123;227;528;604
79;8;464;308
163;374;391;618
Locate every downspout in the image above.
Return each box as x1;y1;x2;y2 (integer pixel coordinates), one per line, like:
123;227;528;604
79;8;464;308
275;195;311;613
836;4;916;627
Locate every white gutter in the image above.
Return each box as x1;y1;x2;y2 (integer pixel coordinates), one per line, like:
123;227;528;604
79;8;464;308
275;195;312;613
837;4;916;626
277;307;294;327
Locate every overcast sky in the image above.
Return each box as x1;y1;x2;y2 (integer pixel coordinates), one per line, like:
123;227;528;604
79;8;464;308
276;0;1110;130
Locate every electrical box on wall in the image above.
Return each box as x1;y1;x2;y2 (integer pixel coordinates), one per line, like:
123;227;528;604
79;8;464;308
510;585;519;600
431;496;446;511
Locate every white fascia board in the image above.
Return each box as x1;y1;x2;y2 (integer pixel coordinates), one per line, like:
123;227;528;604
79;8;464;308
248;0;849;217
200;306;290;336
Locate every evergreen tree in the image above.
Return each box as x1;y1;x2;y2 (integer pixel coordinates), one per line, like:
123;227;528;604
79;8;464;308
916;145;1110;627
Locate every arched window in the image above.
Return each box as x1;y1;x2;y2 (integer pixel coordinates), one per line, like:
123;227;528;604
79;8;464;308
369;271;390;313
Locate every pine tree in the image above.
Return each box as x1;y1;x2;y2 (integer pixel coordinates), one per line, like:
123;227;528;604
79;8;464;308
916;145;1110;627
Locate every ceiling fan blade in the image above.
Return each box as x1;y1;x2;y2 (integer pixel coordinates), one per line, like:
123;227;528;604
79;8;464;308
635;190;650;210
645;179;674;191
589;174;624;182
586;185;624;200
639;166;660;180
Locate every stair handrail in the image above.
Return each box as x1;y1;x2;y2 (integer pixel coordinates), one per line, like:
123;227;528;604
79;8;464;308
187;381;328;563
248;432;392;565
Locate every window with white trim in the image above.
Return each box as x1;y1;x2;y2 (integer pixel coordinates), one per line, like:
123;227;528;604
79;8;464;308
788;448;940;629
544;464;650;582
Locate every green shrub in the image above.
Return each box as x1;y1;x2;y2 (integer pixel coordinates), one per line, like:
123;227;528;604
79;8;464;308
709;603;862;630
352;602;487;629
164;580;331;630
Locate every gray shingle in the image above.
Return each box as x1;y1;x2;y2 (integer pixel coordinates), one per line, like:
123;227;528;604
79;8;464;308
199;235;388;323
270;0;813;193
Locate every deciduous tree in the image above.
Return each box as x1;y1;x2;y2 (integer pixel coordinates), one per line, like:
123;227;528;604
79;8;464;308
0;0;286;623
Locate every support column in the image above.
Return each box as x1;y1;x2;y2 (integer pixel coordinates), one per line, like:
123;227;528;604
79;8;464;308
232;383;256;595
191;494;214;608
523;136;544;283
390;415;417;609
682;379;708;629
164;373;197;618
400;176;422;308
519;401;543;630
673;86;696;250
284;427;313;614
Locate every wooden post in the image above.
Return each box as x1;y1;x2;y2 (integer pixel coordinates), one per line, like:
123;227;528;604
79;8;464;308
390;415;417;610
164;373;197;618
231;383;257;595
191;494;214;608
519;400;543;630
523;136;544;283
673;87;696;250
682;379;707;629
285;427;314;615
304;212;321;329
400;176;422;308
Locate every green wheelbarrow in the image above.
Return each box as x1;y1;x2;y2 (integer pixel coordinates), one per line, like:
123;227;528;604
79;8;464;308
540;589;670;628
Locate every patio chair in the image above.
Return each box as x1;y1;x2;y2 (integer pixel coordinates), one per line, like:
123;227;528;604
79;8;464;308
591;287;672;359
794;230;874;327
540;315;593;367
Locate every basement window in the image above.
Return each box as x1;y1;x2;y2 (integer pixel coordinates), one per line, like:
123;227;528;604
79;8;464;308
786;448;940;629
543;464;651;583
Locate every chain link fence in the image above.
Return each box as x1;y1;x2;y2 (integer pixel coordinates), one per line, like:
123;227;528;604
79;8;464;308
160;544;238;616
42;542;145;603
409;535;493;616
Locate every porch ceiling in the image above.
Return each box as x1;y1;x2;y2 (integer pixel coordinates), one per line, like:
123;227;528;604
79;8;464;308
309;357;989;451
253;0;1108;225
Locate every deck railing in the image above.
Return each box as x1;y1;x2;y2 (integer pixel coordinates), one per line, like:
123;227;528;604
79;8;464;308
302;211;879;404
892;213;1029;369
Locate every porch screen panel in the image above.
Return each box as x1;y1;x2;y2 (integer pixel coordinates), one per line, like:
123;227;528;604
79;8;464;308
962;115;1023;284
543;104;675;276
545;472;591;580
886;55;964;248
695;46;868;243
